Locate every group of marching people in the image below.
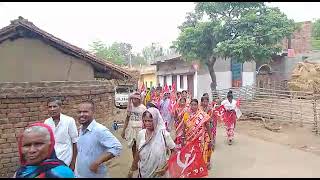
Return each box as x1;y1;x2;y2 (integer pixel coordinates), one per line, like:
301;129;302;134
122;84;241;178
13;84;241;178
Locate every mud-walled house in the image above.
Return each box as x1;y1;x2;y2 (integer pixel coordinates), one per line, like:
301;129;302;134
0;16;132;177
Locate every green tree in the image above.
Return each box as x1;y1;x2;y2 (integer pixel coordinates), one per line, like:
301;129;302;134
90;41;135;65
110;42;133;65
89;40;149;66
173;2;295;90
131;53;147;66
142;43;165;64
312;19;320;40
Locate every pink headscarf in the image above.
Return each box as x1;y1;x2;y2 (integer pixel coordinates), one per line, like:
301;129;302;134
18;123;55;165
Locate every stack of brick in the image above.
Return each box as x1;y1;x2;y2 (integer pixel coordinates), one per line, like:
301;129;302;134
282;21;312;55
0;81;116;177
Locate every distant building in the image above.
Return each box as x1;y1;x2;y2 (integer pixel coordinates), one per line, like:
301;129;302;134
152;54;256;99
257;21;313;89
139;65;156;88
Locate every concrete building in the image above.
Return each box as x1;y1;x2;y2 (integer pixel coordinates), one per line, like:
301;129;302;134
138;65;156;88
152;54;256;99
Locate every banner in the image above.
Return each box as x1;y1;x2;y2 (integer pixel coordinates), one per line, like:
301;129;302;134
213;105;225;123
168;138;208;178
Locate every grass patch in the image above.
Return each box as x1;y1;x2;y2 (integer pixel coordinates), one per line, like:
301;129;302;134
311;39;320;50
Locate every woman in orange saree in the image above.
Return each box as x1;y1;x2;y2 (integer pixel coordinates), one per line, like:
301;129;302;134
173;97;189;149
182;99;213;169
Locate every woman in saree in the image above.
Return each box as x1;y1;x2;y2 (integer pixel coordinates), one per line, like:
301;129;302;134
182;99;213;170
14;123;74;178
221;90;240;145
128;107;176;178
200;96;217;148
173;97;189;149
181;90;191;105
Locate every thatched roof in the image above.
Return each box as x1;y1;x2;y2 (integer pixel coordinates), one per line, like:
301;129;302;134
0;16;132;80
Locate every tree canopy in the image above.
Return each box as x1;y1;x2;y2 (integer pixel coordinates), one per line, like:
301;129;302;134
173;2;295;90
142;42;165;64
312;19;320;40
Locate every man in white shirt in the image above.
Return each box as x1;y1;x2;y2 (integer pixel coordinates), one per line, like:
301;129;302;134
44;97;78;171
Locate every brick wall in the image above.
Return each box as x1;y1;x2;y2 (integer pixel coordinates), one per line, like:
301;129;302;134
0;81;116;177
282;21;312;54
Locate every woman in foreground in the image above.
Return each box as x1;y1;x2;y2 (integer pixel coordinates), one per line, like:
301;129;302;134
182;99;213;169
128;107;176;178
14;123;74;178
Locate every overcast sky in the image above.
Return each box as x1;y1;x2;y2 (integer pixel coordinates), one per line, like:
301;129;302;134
0;2;320;53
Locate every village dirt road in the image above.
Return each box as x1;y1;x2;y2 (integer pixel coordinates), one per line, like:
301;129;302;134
210;127;320;178
106;110;320;178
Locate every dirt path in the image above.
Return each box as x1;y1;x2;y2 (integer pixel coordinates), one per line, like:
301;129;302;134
210;126;320;177
106;110;320;177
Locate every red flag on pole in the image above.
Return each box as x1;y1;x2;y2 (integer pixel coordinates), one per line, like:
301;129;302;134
163;84;169;93
168;138;208;178
140;83;145;93
171;83;176;93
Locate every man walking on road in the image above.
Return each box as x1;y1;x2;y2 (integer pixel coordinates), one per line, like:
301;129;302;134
122;92;146;158
75;100;122;178
44;97;78;171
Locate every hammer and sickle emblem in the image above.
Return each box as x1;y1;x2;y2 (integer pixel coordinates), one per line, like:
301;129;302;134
177;146;196;173
216;108;224;117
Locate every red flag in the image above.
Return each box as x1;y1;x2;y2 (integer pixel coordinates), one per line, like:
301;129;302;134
140;83;146;93
236;98;241;108
168;138;208;178
171;83;176;93
163;84;169;93
213;105;226;124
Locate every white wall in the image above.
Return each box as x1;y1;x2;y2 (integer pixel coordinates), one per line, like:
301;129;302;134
197;73;212;101
183;75;188;91
242;72;256;86
197;71;232;100
216;71;232;90
158;76;164;87
177;75;181;91
167;75;172;86
194;71;198;99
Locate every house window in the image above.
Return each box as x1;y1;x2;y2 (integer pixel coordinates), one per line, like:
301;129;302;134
163;76;167;86
150;81;153;88
180;75;184;89
145;81;148;88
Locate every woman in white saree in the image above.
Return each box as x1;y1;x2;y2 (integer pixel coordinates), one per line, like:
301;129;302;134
128;107;176;178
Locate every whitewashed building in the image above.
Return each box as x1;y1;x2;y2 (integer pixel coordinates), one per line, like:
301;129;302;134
152;54;256;99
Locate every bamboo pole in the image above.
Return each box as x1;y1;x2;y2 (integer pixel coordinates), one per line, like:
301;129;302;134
300;98;303;127
313;94;318;134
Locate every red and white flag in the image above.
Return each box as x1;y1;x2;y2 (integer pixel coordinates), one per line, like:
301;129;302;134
168;138;208;178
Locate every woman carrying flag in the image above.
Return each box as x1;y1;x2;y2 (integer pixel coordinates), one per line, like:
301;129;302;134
181;99;213;170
